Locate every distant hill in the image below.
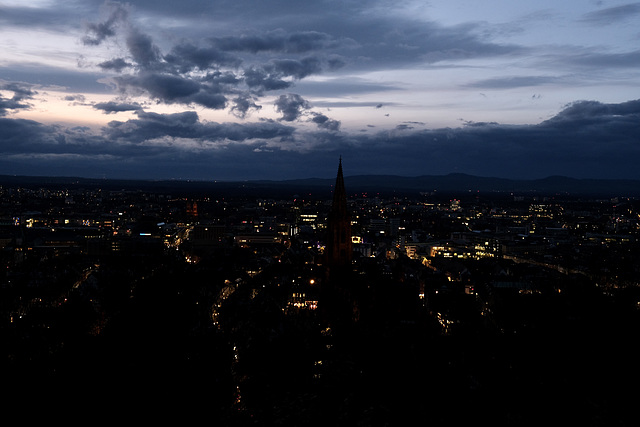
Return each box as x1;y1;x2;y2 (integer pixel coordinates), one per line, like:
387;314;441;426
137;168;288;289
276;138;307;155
272;173;640;197
1;173;639;198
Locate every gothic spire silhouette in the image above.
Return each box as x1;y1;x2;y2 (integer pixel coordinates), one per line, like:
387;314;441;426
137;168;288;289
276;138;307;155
326;157;352;268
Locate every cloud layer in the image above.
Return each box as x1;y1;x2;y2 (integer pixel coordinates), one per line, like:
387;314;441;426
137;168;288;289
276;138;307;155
1;97;639;181
1;1;639;181
0;82;37;117
77;1;348;128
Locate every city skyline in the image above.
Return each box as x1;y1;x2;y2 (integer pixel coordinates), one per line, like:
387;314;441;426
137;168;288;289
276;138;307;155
1;0;639;181
2;170;639;424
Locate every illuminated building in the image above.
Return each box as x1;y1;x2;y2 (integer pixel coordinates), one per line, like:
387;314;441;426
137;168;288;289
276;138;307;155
186;200;198;218
234;234;282;247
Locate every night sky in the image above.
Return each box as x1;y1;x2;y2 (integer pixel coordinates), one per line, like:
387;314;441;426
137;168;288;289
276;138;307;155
1;1;639;181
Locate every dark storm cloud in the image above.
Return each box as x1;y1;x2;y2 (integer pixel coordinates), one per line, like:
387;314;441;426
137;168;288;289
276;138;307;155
81;0;129;46
310;112;340;131
210;29;344;54
274;94;310;121
541;99;640;127
1;0;553;91
163;1;520;70
81;1;339;117
579;2;640;25
113;73;228;109
1;82;36;100
375;99;640;179
5;1;639;181
120;99;640;179
242;66;292;92
297;99;640;180
0;118;54;147
0;82;37;116
64;94;86;102
1;98;639;180
93;101;143;113
98;58;133;72
80;2;163;71
241;57;335;93
0;109;298;180
68;0;530;149
271;57;323;80
79;0;520;108
102;110;296;144
124;28;162;68
164;42;242;72
114;73;197;99
230;94;262;119
82;1;165;73
103;110;200;143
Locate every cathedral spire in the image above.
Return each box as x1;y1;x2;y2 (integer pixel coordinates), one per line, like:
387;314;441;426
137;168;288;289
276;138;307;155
332;157;347;215
326;157;352;268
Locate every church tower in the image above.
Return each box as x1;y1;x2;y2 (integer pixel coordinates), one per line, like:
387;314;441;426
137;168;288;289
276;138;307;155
326;157;352;268
321;158;360;327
